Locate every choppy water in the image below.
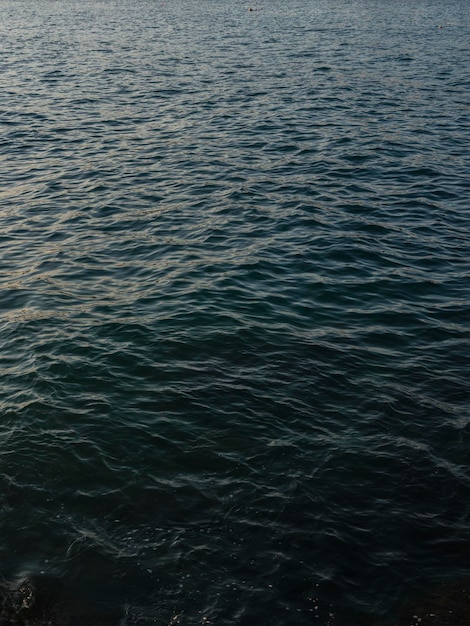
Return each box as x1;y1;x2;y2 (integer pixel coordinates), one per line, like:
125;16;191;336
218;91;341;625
1;0;469;624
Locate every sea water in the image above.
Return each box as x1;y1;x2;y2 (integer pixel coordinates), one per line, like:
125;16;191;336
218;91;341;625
0;0;469;624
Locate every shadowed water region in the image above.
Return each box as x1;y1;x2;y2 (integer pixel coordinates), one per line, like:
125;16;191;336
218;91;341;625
1;0;469;623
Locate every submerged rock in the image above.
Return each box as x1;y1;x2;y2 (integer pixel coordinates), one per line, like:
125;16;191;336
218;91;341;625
0;578;40;625
394;579;470;626
0;576;121;626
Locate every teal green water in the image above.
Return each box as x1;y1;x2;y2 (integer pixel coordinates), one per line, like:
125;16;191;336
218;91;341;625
1;0;469;624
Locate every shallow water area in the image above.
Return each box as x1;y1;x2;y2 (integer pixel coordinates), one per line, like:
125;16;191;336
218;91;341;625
1;0;469;624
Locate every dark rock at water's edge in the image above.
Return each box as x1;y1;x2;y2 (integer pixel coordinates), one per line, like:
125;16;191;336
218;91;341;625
0;576;121;626
393;579;470;626
1;576;469;626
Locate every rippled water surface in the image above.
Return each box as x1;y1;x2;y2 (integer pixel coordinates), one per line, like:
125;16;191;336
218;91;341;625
1;0;469;623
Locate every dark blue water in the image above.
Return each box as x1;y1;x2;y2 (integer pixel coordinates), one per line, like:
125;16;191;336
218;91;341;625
1;0;469;624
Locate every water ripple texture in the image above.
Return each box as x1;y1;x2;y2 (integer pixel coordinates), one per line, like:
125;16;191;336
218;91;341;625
1;0;469;624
